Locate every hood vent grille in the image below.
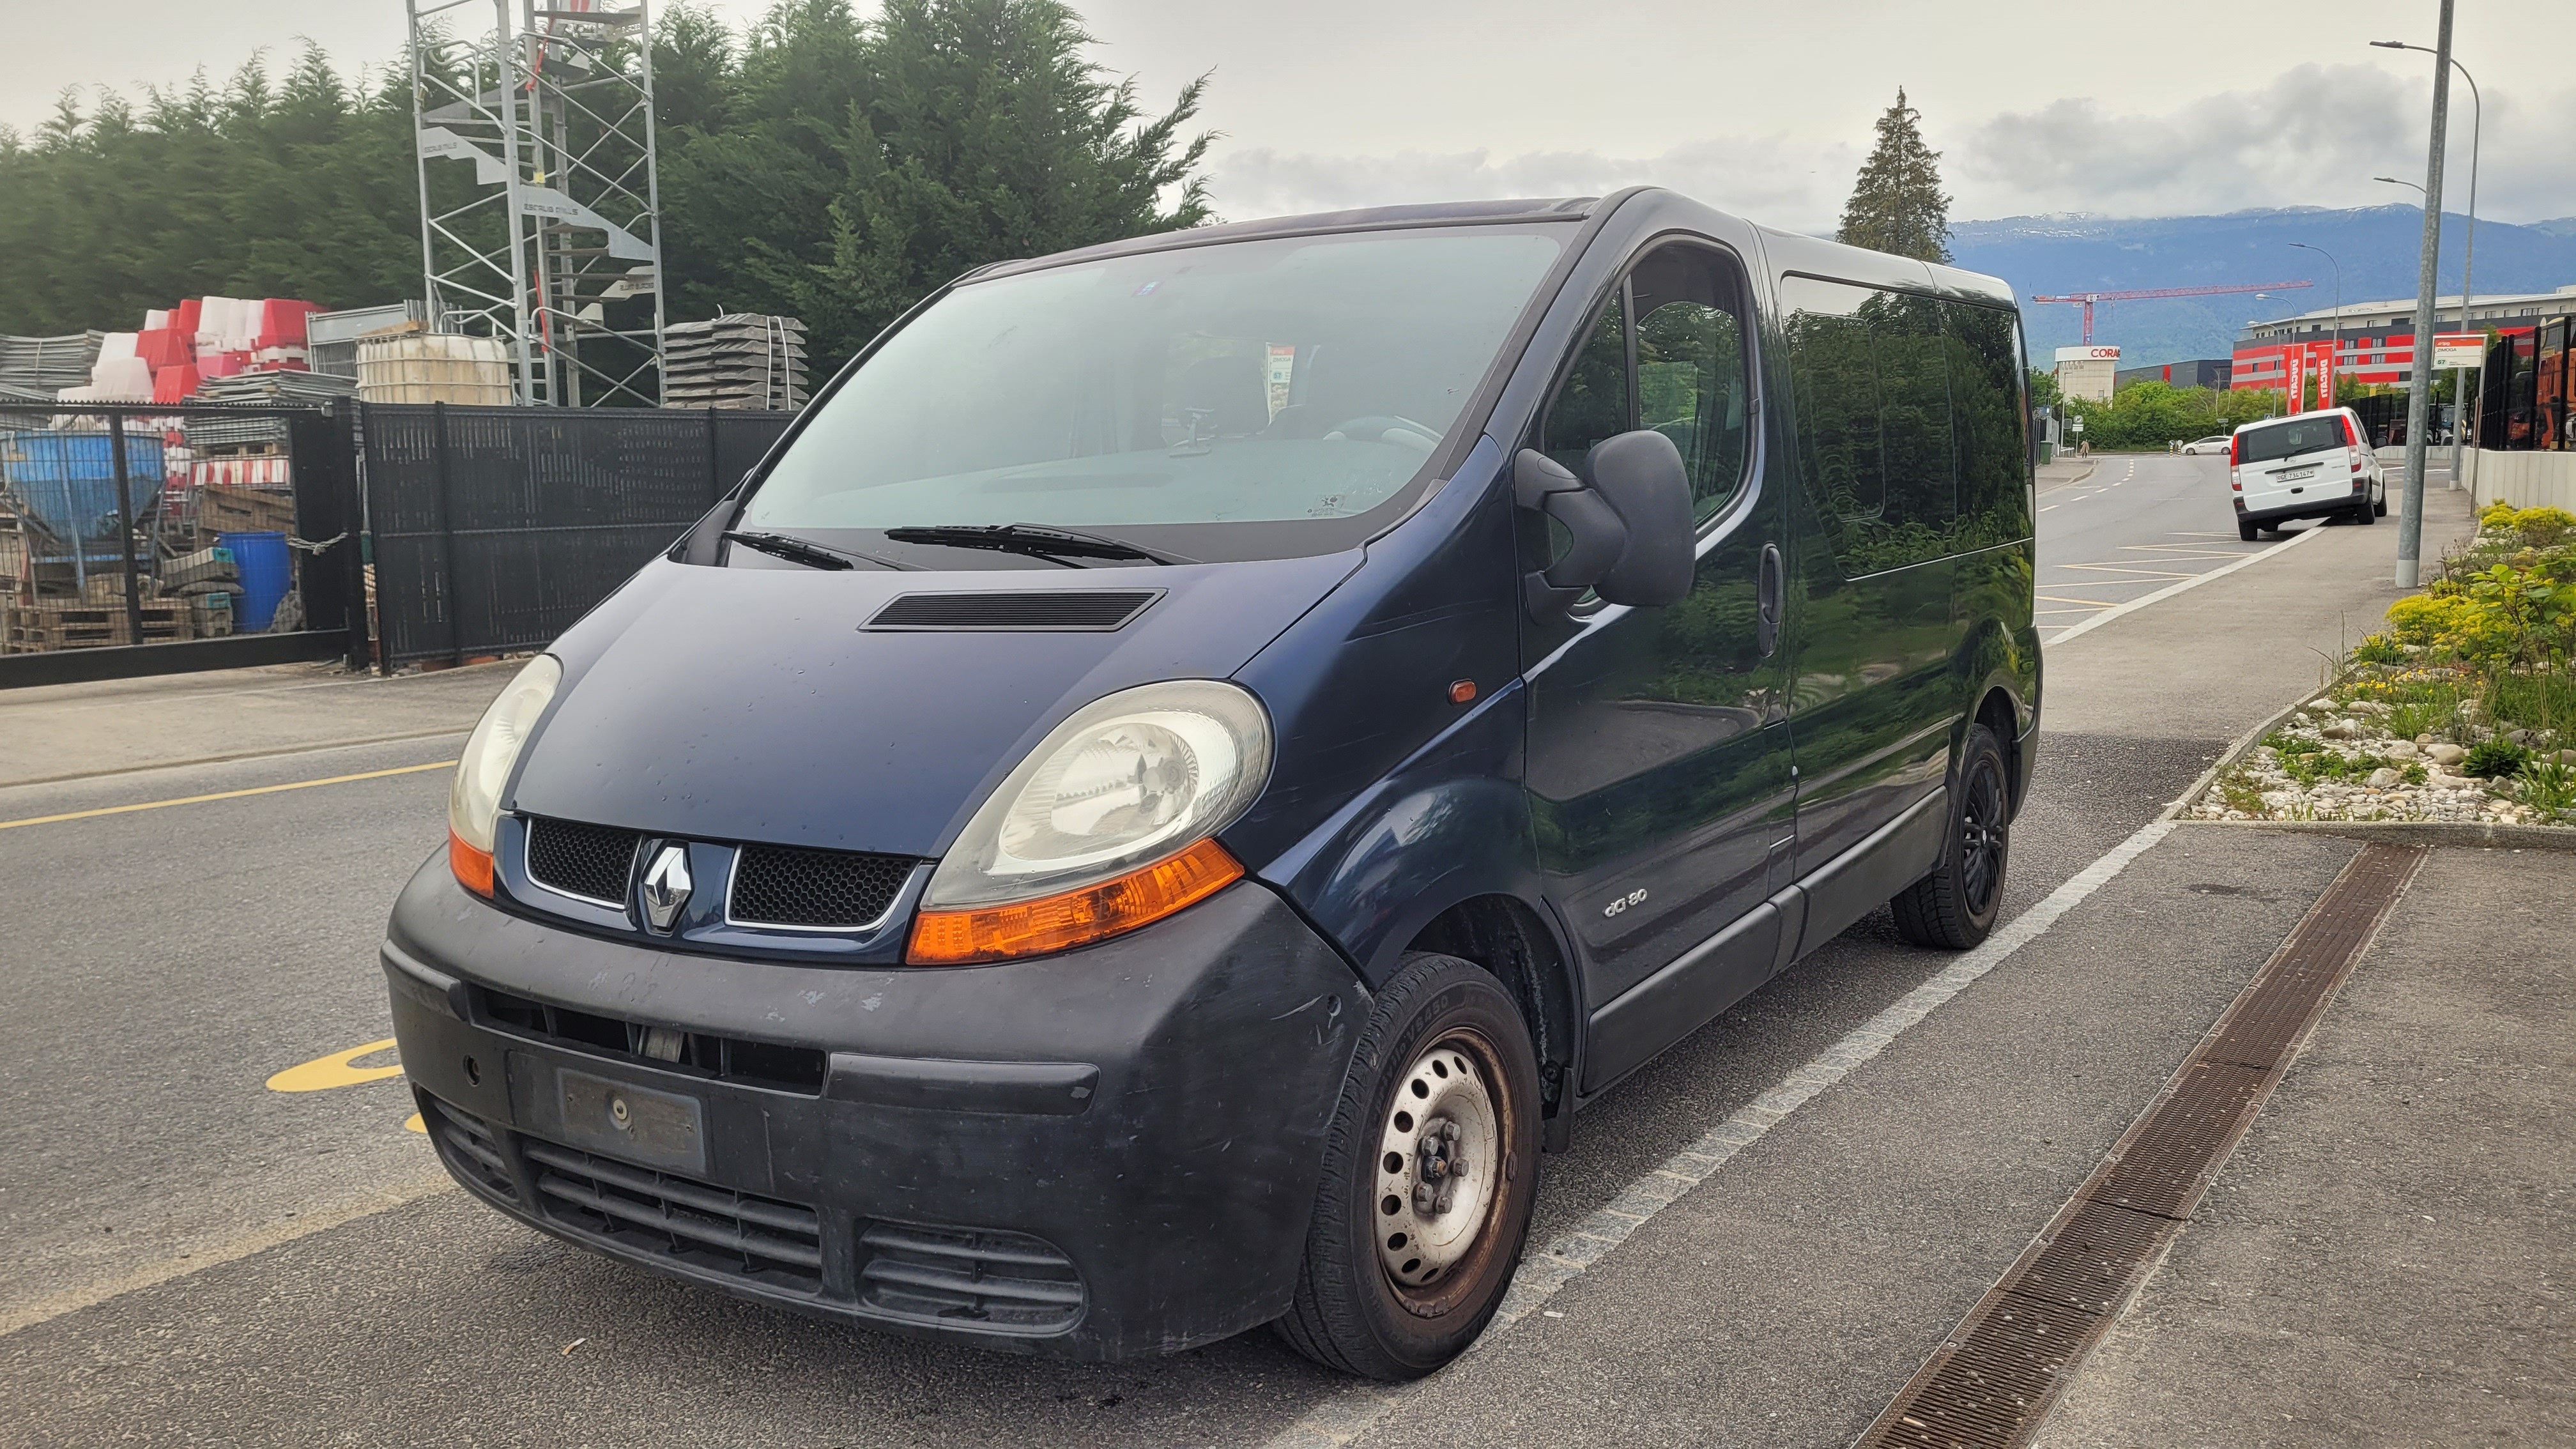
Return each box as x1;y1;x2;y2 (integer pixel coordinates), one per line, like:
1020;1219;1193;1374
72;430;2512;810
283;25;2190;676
864;589;1161;632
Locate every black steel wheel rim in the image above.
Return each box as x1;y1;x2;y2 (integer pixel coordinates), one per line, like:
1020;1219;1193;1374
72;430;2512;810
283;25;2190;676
1960;759;2007;916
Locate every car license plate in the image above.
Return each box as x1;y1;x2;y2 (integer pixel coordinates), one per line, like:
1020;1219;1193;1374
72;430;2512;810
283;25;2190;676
2277;466;2317;482
557;1068;706;1172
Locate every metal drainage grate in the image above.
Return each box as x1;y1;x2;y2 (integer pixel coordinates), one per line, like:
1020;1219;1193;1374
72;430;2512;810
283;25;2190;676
1856;842;2425;1449
856;1220;1085;1333
525;817;641;904
526;1138;825;1294
728;843;913;929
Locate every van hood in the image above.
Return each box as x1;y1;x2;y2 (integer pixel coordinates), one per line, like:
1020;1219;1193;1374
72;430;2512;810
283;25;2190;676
508;553;1361;857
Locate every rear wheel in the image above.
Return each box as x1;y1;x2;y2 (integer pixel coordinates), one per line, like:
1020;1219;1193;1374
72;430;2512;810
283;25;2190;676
2237;519;2260;542
2373;484;2389;517
1274;953;1541;1380
2355;493;2378;525
1893;724;2012;950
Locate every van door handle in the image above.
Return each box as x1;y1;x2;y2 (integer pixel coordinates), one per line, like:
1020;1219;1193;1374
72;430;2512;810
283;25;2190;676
1757;542;1783;657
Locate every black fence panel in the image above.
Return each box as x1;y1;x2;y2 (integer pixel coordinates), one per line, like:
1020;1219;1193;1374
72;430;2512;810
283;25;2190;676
364;403;794;667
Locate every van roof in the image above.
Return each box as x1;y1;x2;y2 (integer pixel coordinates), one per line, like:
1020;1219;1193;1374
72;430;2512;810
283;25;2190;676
972;197;1601;281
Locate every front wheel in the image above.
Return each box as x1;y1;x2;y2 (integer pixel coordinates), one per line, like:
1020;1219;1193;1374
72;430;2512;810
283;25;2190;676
1892;724;2012;949
1274;952;1541;1379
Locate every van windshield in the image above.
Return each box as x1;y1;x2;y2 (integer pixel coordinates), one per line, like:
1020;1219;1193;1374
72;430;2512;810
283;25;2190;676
739;226;1568;561
2238;415;2349;464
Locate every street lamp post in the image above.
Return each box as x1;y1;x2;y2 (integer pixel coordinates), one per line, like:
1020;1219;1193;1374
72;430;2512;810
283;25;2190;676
2377;40;2480;482
2289;242;2342;411
2391;0;2455;591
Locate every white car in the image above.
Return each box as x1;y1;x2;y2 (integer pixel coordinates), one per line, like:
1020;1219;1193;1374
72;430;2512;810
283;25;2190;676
2229;407;2386;541
2179;434;2232;456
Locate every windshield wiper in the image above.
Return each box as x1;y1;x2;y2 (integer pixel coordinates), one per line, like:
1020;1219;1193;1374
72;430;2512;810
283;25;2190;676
721;530;916;572
879;523;1192;567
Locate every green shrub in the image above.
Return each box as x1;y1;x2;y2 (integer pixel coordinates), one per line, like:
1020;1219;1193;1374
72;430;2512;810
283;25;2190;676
2519;758;2576;816
2352;633;2404;666
2463;738;2529;777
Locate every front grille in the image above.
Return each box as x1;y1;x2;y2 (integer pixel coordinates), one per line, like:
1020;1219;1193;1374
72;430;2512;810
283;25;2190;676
525;817;641;903
422;1094;518;1202
526;1140;825;1294
856;1221;1085;1332
730;844;913;928
480;987;827;1095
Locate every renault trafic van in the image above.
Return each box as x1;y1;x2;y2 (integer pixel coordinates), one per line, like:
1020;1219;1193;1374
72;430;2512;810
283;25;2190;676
385;188;2041;1379
2230;406;2386;539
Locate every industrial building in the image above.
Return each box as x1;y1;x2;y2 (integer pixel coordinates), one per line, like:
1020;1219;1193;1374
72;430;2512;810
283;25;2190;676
2231;284;2576;392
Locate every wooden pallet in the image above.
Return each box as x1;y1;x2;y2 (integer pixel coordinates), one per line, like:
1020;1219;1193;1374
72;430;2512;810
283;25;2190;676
3;602;194;651
197;484;297;536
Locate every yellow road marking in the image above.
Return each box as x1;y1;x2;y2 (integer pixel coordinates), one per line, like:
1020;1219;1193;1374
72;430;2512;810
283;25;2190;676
404;1113;426;1133
266;1039;406;1092
0;759;456;832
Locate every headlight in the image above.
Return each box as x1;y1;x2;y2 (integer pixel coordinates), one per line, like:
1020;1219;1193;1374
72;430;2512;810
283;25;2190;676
910;680;1271;963
447;654;562;896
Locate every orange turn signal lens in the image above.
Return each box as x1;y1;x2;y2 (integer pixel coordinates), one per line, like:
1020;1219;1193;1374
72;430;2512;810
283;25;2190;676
907;836;1244;965
449;829;495;898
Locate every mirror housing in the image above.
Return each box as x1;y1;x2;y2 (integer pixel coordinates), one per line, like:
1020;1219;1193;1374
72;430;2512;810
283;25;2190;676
1514;449;1626;618
1584;430;1696;608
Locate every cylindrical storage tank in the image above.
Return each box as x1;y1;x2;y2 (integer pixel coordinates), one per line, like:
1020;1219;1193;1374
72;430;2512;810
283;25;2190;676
218;530;292;631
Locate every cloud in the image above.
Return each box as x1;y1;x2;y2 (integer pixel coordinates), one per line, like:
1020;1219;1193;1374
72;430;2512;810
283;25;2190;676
1955;65;2576;224
1205;136;1860;234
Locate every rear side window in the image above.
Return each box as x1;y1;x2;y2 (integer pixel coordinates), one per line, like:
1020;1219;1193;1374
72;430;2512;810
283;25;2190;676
1942;301;2034;548
1785;279;1954;573
1540;243;1754;523
2237;416;2349;464
1784;276;2031;575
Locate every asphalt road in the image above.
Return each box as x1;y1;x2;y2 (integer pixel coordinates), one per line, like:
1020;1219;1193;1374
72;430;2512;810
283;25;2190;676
0;477;2481;1447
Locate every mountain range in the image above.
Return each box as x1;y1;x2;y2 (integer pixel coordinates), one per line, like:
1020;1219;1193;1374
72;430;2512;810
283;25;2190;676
1945;205;2576;367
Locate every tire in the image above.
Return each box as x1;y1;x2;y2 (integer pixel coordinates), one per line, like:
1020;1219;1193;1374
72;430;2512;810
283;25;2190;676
2373;485;2389;518
2355;494;2378;525
1892;724;2012;950
1273;952;1542;1380
2237;520;2260;542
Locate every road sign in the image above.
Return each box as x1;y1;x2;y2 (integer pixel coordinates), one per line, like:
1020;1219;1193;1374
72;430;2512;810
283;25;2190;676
2433;334;2485;370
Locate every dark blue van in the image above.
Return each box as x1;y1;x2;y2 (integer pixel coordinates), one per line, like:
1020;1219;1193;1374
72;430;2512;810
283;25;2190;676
385;187;2039;1379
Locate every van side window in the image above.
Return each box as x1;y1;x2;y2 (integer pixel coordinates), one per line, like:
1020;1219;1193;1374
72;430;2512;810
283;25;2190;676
1781;277;1893;562
1941;300;2034;548
1542;245;1754;522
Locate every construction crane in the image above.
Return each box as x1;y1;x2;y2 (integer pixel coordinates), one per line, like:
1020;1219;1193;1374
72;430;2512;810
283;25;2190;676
2028;280;2314;344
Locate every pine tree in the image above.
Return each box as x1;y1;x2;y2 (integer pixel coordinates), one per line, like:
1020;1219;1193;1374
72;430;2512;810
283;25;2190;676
1837;88;1951;264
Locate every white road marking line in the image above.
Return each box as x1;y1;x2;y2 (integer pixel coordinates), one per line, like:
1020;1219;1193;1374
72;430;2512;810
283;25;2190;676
0;1174;457;1337
1259;823;2179;1449
2048;526;2323;648
2040;505;2058;513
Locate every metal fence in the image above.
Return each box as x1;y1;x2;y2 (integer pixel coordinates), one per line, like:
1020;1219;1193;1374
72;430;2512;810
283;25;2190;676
363;404;794;668
0;401;362;687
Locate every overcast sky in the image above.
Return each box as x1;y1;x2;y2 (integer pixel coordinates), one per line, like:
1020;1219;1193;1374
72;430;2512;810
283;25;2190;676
6;0;2570;231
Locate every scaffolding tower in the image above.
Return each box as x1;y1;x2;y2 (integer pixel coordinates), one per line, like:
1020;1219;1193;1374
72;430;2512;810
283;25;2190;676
408;0;666;406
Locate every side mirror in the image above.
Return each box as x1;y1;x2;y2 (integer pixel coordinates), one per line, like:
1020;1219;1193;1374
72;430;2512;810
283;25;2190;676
1584;430;1696;608
1514;449;1627;618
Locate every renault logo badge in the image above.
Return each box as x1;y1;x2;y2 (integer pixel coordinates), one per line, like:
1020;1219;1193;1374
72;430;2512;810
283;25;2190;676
639;843;693;933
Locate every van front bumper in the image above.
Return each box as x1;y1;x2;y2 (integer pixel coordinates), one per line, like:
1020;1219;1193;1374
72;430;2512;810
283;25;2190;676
383;857;1365;1360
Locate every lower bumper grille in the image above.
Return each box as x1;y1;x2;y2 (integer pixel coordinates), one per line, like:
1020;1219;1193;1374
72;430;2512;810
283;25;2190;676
525;1140;825;1294
857;1221;1085;1331
417;1096;1088;1337
422;1095;518;1202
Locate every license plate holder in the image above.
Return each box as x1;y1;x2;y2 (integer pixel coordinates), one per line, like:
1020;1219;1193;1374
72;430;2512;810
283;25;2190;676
556;1068;706;1174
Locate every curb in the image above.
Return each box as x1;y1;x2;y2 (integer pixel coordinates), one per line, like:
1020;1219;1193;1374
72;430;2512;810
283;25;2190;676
2159;691;2319;822
2175;818;2576;852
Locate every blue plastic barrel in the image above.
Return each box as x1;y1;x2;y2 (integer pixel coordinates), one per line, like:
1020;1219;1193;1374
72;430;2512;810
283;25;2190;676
218;531;292;631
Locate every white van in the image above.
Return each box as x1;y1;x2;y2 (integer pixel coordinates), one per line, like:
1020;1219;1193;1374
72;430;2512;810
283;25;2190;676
2229;408;2385;540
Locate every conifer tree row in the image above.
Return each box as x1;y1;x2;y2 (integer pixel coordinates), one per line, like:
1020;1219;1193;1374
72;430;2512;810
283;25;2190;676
0;0;1212;377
